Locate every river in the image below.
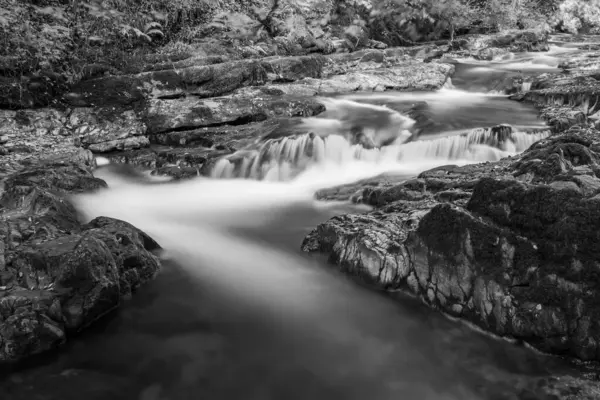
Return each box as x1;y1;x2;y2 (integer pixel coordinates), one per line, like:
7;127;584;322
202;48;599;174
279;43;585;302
2;37;599;400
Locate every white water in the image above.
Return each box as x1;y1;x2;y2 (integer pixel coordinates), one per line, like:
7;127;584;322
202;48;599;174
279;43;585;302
463;45;582;74
210;126;550;181
342;87;503;110
72;84;554;400
75;166;492;400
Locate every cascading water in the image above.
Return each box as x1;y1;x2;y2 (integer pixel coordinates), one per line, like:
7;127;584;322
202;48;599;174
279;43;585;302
210;125;550;181
7;41;589;400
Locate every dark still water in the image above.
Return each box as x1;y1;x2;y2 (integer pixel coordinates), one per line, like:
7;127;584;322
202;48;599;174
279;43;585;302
1;167;596;400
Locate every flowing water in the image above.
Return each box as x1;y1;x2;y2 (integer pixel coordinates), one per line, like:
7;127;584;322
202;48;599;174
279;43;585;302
2;39;599;400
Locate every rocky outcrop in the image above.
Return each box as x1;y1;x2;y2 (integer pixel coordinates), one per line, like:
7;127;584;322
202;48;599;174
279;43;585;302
452;30;550;59
303;125;600;361
0;48;454;180
511;39;600;132
518;71;600;131
0;139;162;363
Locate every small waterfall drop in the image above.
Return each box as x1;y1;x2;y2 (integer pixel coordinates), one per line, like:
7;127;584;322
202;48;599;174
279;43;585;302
210;126;550;181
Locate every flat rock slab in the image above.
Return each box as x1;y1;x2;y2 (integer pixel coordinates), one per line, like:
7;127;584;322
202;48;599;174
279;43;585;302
144;89;326;136
272;61;454;95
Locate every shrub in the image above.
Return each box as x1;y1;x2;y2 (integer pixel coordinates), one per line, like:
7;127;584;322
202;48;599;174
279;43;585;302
554;0;600;33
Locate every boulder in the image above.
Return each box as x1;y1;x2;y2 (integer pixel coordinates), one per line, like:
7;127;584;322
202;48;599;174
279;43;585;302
303;125;600;362
272;60;454;95
144;89;326;136
456;30;549;53
0;163;161;363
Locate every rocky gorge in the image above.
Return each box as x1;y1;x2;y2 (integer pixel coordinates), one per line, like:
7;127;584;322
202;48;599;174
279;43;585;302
2;1;600;397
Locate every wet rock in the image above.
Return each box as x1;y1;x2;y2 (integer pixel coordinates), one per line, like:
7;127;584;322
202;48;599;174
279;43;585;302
144;90;326;135
136;59;268;99
103;148;160;170
517;70;600;133
511;128;600;183
149;119;279;150
262;55;326;82
303;123;600;362
66;76;146;108
314;173;409;202
474;47;510;61
274;60;454;95
1;52;454;157
456;30;549;53
0;162;161;363
67;108;148;153
87;137;150;153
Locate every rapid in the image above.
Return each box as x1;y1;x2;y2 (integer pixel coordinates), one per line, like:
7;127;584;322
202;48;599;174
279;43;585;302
2;38;597;400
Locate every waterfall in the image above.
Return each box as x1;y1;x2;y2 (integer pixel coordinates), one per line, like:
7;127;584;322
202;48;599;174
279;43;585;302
210;126;550;181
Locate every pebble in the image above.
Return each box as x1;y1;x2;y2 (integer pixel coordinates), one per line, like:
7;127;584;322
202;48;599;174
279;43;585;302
0;135;7;144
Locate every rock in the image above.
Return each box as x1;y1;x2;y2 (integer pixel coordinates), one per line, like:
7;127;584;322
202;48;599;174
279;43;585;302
144;89;326;135
273;60;454;95
0;52;453;158
0;162;161;364
518;70;600;133
103;148;161;170
474;47;510;61
136;55;326;99
67;108;148;152
66;76;146;108
303;120;600;362
262;55;326;82
456;30;549;53
87;137;150;153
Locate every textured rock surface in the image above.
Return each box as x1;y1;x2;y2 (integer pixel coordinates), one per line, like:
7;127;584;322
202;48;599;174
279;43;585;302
304;123;600;362
454;30;550;54
54;49;454;179
0;155;161;363
306;38;600;364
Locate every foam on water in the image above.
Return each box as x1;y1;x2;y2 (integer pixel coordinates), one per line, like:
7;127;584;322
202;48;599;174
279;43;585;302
71;159;502;400
343;87;504;105
300;97;416;147
210;126;550;181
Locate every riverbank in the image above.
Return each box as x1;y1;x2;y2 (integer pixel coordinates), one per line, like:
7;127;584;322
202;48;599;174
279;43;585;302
302;34;600;366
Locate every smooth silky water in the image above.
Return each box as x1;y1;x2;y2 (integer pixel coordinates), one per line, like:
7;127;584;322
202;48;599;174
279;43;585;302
1;43;596;400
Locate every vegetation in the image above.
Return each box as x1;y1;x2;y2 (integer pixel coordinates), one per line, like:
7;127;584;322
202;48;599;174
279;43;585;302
0;0;598;107
553;0;600;33
364;0;564;44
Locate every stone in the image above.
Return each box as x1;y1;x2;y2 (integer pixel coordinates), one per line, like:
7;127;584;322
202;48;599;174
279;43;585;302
144;89;326;135
0;163;161;363
302;101;600;361
456;30;549;53
274;60;454;95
